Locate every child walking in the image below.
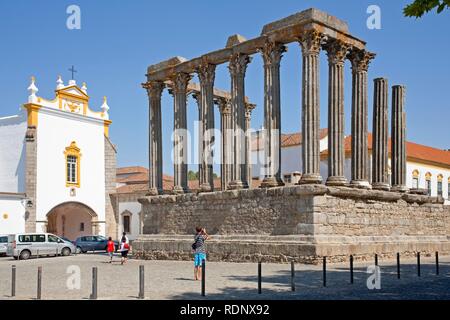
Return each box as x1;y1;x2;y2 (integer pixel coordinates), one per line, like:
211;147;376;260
106;237;115;263
120;236;130;265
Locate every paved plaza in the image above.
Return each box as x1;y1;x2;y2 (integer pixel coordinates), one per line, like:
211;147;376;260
0;253;449;300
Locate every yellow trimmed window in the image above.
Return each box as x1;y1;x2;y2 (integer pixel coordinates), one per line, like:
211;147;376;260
412;169;419;189
64;142;81;187
437;174;443;197
425;172;432;196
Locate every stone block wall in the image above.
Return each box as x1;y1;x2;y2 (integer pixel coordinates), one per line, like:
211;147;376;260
105;136;118;239
134;185;450;264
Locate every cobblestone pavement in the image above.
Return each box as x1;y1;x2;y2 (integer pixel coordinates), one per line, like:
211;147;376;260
0;253;449;300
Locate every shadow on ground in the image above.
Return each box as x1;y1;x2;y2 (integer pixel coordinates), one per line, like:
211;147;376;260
169;262;450;300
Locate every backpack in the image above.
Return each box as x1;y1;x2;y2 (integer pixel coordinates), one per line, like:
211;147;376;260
191;242;197;251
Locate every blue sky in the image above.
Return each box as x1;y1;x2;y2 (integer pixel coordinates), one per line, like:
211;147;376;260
0;0;448;175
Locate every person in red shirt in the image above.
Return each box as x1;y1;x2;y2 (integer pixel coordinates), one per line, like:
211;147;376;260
107;237;115;263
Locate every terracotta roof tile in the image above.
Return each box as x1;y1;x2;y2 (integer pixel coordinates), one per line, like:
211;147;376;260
116;166;148;175
252;129;328;151
321;133;450;167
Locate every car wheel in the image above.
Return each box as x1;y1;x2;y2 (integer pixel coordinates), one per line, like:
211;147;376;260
76;246;83;254
19;250;31;260
62;247;71;256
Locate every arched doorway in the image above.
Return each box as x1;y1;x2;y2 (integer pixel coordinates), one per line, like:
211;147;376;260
46;202;98;241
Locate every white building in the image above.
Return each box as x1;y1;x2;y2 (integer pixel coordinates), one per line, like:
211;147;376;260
0;76;118;240
252;129;450;204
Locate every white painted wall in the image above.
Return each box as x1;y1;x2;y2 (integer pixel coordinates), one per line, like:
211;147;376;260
118;201;142;241
0;112;27;193
0;196;26;234
35;107;106;234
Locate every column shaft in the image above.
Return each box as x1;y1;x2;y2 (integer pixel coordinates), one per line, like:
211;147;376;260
260;41;286;188
391;85;408;192
299;30;323;184
197;62;216;192
171;73;191;194
245;103;256;188
324;40;349;186
218;99;232;191
146;81;164;195
372;78;390;190
228;53;251;189
349;49;375;189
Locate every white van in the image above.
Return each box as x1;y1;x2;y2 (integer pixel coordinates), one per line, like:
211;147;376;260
0;235;9;256
7;233;76;260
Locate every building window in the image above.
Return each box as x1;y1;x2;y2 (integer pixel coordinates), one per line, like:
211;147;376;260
448;177;450;199
64;141;81;188
284;174;292;184
123;215;131;234
412;170;419;189
437;174;443;197
425;172;432;196
80;222;85;232
67;156;77;183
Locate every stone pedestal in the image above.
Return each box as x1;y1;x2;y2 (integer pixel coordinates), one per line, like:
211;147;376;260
136;185;450;264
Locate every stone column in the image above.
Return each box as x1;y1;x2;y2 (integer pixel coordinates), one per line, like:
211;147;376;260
217;98;232;191
298;30;323;185
348;49;375;189
228;53;252;189
145;81;164;195
391;85;408;192
372;78;390;190
245;103;256;188
170;73;191;194
260;41;286;188
323;39;349;186
197;62;216;192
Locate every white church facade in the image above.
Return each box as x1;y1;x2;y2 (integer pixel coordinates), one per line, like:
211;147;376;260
0;76;118;240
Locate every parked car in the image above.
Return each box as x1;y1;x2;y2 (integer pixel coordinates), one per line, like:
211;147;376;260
74;235;119;254
6;233;76;260
0;235;9;256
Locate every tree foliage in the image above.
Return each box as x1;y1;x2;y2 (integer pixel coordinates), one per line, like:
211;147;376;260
404;0;450;18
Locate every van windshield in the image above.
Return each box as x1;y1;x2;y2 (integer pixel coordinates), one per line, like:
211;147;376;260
0;236;7;243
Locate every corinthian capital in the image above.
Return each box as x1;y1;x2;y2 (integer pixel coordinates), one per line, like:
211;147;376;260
259;41;287;67
144;81;165;99
323;39;350;66
348;49;376;73
299;30;323;55
217;97;231;115
228;53;252;76
197;61;216;85
170;72;192;94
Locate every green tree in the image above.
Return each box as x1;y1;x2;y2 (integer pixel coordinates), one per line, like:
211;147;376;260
187;170;198;181
404;0;450;18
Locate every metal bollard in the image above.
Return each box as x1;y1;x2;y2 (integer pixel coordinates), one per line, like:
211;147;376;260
37;267;42;300
350;255;354;284
323;257;327;287
258;261;262;294
11;265;16;297
397;253;401;279
90;267;98;300
417;252;421;277
375;254;378;266
138;265;145;299
201;259;206;297
291;261;295;292
436;252;439;276
37;249;39;259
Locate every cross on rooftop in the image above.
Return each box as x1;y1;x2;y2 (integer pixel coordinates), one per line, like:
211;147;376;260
68;65;77;80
